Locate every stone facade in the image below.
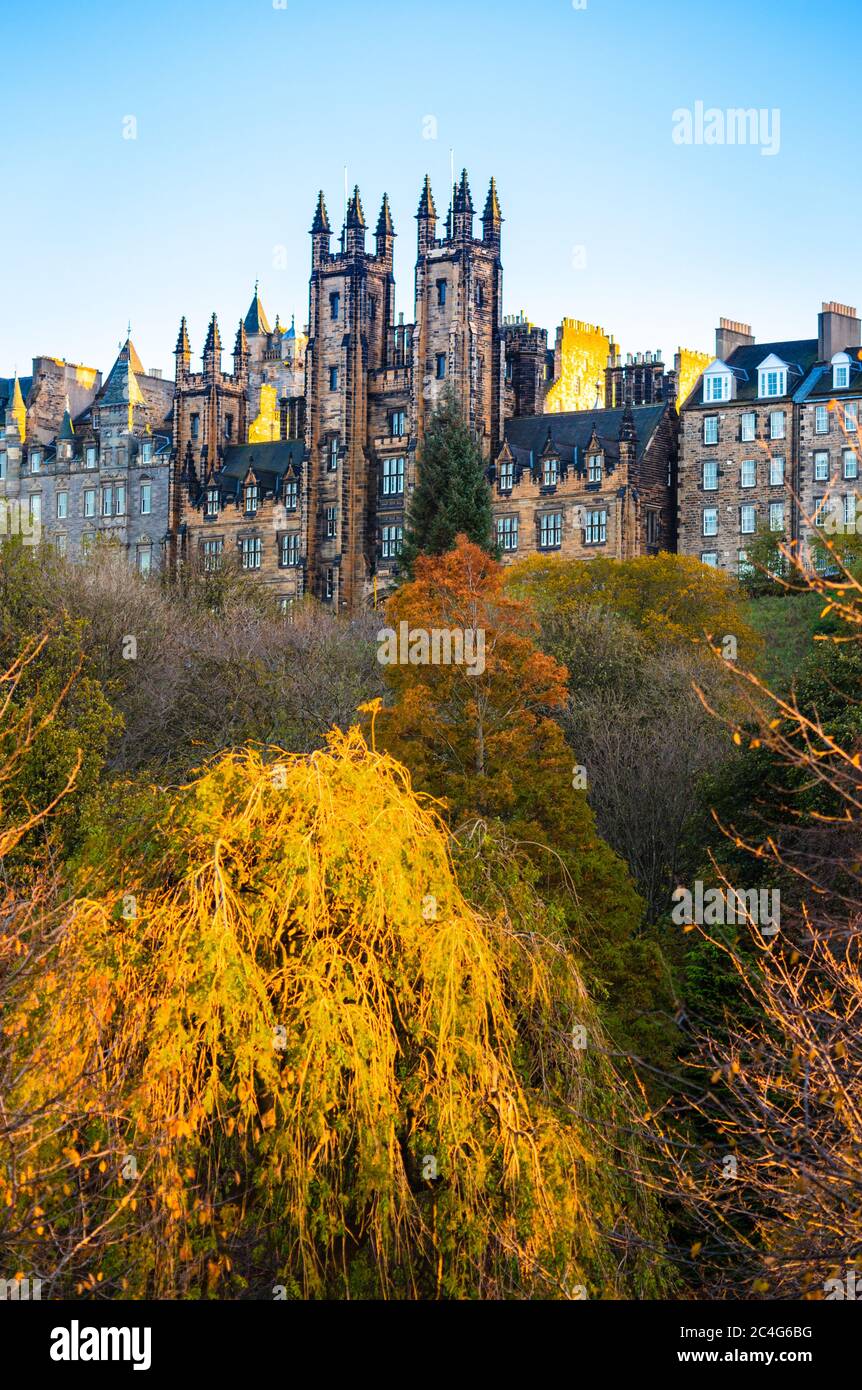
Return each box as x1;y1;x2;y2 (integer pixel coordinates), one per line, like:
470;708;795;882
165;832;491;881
678;306;862;574
490;402;678;565
0;341;173;570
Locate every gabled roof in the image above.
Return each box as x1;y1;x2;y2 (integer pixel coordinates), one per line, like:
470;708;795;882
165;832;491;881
687;338;819;407
796;346;862;401
503;403;667;469
217;440;305;494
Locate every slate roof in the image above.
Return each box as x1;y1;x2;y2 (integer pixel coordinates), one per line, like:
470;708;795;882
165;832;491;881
216;441;305;499
686;339;819;408
244;285;272;336
796;348;862;401
0;376;33;409
503;403;666;467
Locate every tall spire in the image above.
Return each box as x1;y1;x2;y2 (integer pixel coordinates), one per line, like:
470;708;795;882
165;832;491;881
8;373;26;442
451;169;474;239
376;192;394;238
346;185;366;230
204;313;222;356
417;174;437;221
482;177;503;245
175;316;191;357
311;190;331;234
244;281;271;335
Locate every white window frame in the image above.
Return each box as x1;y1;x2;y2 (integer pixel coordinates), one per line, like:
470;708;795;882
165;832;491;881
703;415;719;445
702;507;718;537
740;459;756;489
740;505;756;535
769;501;785;533
741;412;756;442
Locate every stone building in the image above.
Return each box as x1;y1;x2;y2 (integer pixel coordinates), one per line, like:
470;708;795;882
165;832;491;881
677;306;861;573
489;401;678;564
0;342;173;569
171;171;506;610
795;303;862;557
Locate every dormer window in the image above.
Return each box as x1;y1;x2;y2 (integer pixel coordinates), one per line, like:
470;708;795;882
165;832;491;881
499;459;514;491
704;374;729;403
588;452;603;483
205;487;220;517
543;457;559;487
29;450;42;473
244;483;258;514
832;353;851;390
757;355;788;399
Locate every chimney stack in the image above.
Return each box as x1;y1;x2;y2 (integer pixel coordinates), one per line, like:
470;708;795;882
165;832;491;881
716;317;754;360
818;301;861;361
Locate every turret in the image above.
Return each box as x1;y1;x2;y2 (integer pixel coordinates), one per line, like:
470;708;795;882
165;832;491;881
203;313;222;379
311;191;331;268
451;169;474;241
416;175;437;254
375;193;395;264
344;185;366;257
175;317;191;382
482;177;502;248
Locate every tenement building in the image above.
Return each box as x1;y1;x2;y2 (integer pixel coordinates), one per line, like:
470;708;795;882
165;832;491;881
677;306;862;573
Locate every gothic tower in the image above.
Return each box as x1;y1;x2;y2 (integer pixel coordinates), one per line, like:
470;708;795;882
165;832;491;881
413;171;504;458
304;186;397;610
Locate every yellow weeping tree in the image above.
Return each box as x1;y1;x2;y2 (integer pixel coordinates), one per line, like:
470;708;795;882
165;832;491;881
4;714;673;1300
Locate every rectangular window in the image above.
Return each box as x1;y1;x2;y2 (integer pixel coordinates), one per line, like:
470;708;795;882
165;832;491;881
137;546;152;576
241;537;262;570
844;494;857;528
585;508;607;545
702;507;718;537
281;533;300;566
330;292;340;321
101;485;113;517
738;549;751;576
329;366;339;391
844;402;858;433
769;411;786;440
205;487;219;517
224;415;233;441
769;456;785;486
56;492;68;520
115;484;126;516
29;450;42;473
815;404;829;434
55;534;67;558
244;484;259;514
543;457;559;487
539;512;562;549
814;451;830;481
646;510;661;546
381;524;403;559
191;414;200;440
140;482;152;515
436;353;446;380
761;370;784;398
588;452;603;483
84;488;96;518
29;494;41;525
0;452;6;480
85;445;97;468
326;506;337;539
390;411;406;437
740;504;756;534
701;552;718;567
328;438;339;471
496;515;519;552
141;440;153;464
769;501;785;532
202;538;223;572
499;459;514;491
700;458;722;492
284;479;298;511
703;416;719;445
436;280;447;306
705;376;726;403
844;449;858;480
740;459;756;488
741;412;756;442
325;568;335;601
382;456;405;496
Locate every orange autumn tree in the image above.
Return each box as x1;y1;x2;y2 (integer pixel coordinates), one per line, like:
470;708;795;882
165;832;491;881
377;538;674;1061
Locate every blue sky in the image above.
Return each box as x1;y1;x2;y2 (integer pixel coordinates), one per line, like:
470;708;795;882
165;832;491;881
1;0;853;380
